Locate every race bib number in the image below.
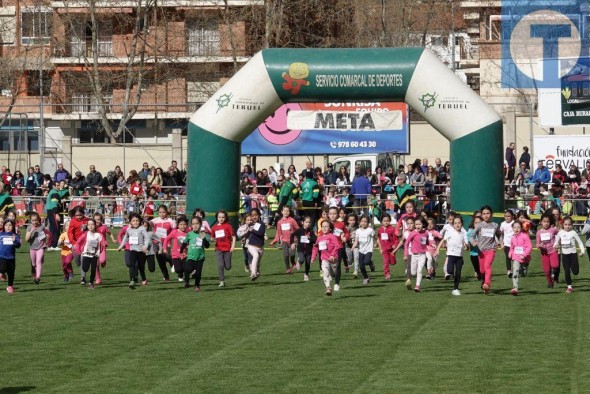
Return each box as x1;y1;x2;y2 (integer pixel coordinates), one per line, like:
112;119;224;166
37;232;46;240
482;228;495;238
215;230;225;239
420;237;427;245
540;233;551;242
514;246;524;255
88;239;98;249
380;233;389;241
178;236;186;244
359;236;368;243
319;241;327;251
195;238;203;247
156;227;168;238
105;217;112;226
428;234;434;241
300;236;310;244
561;236;571;245
129;236;139;245
281;223;291;231
448;245;461;256
2;237;13;245
253;223;261;231
334;228;343;236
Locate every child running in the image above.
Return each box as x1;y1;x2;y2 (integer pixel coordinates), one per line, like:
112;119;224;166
472;205;501;295
405;217;429;292
425;217;442;280
93;213;117;285
0;220;20;293
269;206;299;273
25;212;51;285
57;221;74;282
537;213;560;287
328;206;349;291
313;220;341;296
553;216;585;293
180;216;210;291
211;210;236;287
500;210;516;278
291;215;317;281
141;220;158;284
150;205;176;281
118;213;151;289
392;216;415;290
508;221;532;296
163;216;189;283
351;215;375;285
246;208;265;281
435;216;467;296
75;219;104;290
237;214;253;273
466;215;482;280
377;213;398;280
345;213;359;278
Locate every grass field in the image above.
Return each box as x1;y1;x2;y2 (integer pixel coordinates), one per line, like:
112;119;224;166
2;232;590;394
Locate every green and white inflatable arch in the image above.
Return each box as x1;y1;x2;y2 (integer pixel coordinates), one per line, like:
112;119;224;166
187;48;503;221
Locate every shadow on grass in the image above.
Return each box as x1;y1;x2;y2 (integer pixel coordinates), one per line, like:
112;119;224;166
0;386;36;393
333;294;378;299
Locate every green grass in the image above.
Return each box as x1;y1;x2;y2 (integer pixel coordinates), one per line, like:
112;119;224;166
2;234;590;393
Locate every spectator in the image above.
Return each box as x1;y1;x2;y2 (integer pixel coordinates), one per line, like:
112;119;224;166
437;161;450;192
528;160;551;193
567;163;581;184
351;169;371;213
517;162;530;180
25;167;39;196
101;171;118;195
583;161;590;178
1;167;12;186
129;178;144;197
323;163;338;185
518;146;531;170
255;170;270;195
301;161;314;178
148;167;163;188
33;165;44;194
409;166;425;187
54;163;71;184
393;173;416;213
40;174;53;194
434;158;443;173
71;171;87;196
11;170;24;196
180;162;187;186
138;162;151;181
505;142;516;181
85;165;103;195
335;166;350;187
268;166;278;186
241;164;255;181
126;170;139;185
314;167;324;186
276;175;296;213
163;166;179;192
424;166;437;194
552;164;567;184
421;158;429;174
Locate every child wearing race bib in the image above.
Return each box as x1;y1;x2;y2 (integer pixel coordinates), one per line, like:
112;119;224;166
351;215;375;285
0;220;21;293
537;213;560;287
163;216;189;283
75;219;104;290
328;206;349;292
179;216;210;291
316;208;329;236
439;212;456;280
290;216;317;282
93;213;117;285
142;220;158;285
472;205;501;295
25;212;51;285
192;208;212;235
57;221;74;282
579;212;590;264
118;213;151;289
508;221;532;296
500;210;516;279
246;209;265;281
553;216;585;293
377;213;398;281
345;213;360;278
237;214;253;273
425;217;442;280
435;216;467;296
405;218;429;292
392;216;415;290
466;215;482;280
150;205;176;282
270;206;300;274
312;220;341;296
211;210;236;287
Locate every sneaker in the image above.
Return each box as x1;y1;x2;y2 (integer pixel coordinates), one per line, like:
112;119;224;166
250;274;258;281
507;271;513;278
295;262;301;271
522;266;527;277
95;280;101;285
88;284;95;290
510;288;519;296
80;277;86;286
163;278;170;282
363;278;370;285
6;286;13;294
566;286;573;293
547;283;554;288
482;283;490;295
286;269;292;274
69;272;74;279
426;274;432;280
63;276;69;283
244;266;250;273
184;282;190;288
142;280;148;286
405;279;412;290
178;277;184;282
385;275;391;280
353;271;358;279
444;274;451;281
218;281;225;287
0;273;5;281
334;284;340;292
325;287;332;296
171;265;175;273
451;289;461;296
414;285;421;293
344;265;350;273
303;274;309;282
33;278;40;285
129;281;135;289
194;286;200;292
319;271;323;278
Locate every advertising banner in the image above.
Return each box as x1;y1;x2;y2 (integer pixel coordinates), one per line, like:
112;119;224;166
241;102;409;155
534;135;590;170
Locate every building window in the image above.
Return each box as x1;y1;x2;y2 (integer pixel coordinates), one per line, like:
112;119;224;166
26;71;51;97
187;19;220;56
21;8;52;45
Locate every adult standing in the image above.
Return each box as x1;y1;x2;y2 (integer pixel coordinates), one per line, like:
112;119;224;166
518;146;531;170
277;175;296;213
85;165;103;196
434;158;443;173
300;171;320;226
505;142;516;181
393;174;416;214
567;163;582;184
33;165;44;196
268;166;278;187
583;160;590;178
323;163;338;185
351;170;371;213
420;158;429;174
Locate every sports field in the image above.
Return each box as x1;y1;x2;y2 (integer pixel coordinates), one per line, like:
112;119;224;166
2;238;590;393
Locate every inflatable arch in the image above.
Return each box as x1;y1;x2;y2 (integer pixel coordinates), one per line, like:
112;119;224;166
187;48;503;221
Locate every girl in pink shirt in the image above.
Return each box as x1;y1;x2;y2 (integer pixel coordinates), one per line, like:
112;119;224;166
163;216;188;283
93;213;117;285
425;217;442;280
508;221;532;295
270;206;300;273
313;221;341;296
150;206;176;281
536;213;560;287
405;218;429;292
377;214;398;280
392;216;415;290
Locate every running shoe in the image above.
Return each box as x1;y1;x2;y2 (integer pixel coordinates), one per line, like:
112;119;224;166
325;288;332;296
451;289;461;296
510;288;518;296
405;279;412;290
303;274;309;282
334;284;340;292
482;283;490;295
129;281;136;289
6;286;13;294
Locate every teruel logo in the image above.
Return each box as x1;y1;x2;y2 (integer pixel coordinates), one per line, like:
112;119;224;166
418;92;438;112
502;0;586;89
216;93;232;113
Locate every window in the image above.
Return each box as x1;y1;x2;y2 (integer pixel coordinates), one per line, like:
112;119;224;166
187;19;220;56
0;6;16;45
26;71;51;96
21;8;52;45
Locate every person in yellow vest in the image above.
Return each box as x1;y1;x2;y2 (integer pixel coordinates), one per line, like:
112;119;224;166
266;187;279;228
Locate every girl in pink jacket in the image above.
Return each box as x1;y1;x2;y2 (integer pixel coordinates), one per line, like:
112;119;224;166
313;221;341;296
536;212;559;287
508;221;532;296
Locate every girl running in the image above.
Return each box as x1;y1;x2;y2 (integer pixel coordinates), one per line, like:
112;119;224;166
291;215;317;281
246;208;265;281
0;220;20;293
345;213;359;278
508;221;532;296
351;215;375;285
466;215;482;280
25;212;51;285
405;217;429;292
93;213;117;285
57;221;74;282
392;216;415;290
537;213;560;287
180;216;210;291
377;213;398;280
472;205;501;295
118;213;151;289
142;220;157;285
150;205;176;281
435;216;467;296
270;206;299;273
67;207;89;285
211;210;236;287
328;206;349;291
313;220;341;296
163;216;189;283
75;219;104;290
500;210;516;278
425;217;442;280
237;214;253;273
553;216;585;293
